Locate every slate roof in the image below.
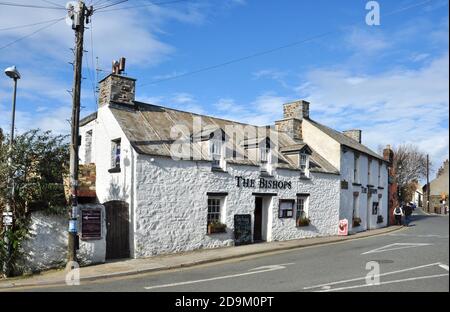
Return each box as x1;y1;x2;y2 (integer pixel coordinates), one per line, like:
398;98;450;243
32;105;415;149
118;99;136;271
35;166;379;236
307;119;385;161
81;101;339;175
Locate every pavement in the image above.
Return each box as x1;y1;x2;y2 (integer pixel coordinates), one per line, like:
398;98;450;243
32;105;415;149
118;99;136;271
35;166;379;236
0;223;404;290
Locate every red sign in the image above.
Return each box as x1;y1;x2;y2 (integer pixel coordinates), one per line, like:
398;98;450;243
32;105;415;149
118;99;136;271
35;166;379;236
338;219;349;236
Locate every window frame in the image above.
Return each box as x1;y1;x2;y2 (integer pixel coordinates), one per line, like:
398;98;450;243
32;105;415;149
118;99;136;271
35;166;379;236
353;154;360;183
352;192;360;219
110;138;121;170
296;195;309;220
278;199;294;219
207;197;222;226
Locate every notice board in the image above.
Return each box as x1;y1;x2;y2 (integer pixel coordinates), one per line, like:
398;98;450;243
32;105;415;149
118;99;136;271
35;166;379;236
81;208;102;240
234;214;252;245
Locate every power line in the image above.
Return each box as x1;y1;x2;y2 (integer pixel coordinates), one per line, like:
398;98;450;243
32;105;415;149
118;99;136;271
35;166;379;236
95;0;190;12
0;1;66;10
40;0;65;8
0;18;65;51
0;17;66;32
95;0;128;11
138;0;439;86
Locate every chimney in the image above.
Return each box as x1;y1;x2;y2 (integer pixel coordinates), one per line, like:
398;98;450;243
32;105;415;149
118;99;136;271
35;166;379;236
283;100;310;119
98;74;136;107
383;144;394;164
343;129;362;143
274;100;310;141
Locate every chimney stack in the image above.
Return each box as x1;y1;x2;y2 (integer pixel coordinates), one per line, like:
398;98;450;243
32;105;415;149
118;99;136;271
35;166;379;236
275;100;310;141
383;144;394;164
343;129;362;143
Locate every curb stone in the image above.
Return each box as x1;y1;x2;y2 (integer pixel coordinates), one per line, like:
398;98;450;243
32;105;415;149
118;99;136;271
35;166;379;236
0;226;404;289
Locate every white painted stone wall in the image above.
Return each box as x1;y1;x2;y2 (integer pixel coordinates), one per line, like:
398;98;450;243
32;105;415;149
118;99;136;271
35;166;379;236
133;154;341;258
21;205;106;273
340;149;388;233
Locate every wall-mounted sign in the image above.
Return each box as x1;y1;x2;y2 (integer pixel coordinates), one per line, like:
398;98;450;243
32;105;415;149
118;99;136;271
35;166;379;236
234;214;252;245
2;212;13;226
369;188;378;195
235;176;292;190
338;219;348;236
81;209;102;240
361;187;368;194
341;180;349;190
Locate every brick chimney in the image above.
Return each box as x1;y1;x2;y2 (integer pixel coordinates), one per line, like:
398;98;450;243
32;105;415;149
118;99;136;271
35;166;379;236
98;74;136;107
343;129;362;143
275;100;310;141
383;144;394;164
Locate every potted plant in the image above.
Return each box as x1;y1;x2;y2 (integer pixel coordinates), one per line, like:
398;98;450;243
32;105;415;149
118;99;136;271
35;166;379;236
377;215;384;224
296;216;310;227
207;221;227;234
353;217;362;227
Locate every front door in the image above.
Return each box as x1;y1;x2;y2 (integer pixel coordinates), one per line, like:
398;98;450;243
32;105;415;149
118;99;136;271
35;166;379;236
104;201;130;260
254;197;263;242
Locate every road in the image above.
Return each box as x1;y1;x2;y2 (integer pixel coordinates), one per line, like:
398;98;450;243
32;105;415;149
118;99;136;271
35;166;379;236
10;211;450;292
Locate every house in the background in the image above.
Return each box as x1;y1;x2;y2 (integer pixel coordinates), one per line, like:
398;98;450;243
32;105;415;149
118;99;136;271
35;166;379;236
423;159;449;214
275;100;390;233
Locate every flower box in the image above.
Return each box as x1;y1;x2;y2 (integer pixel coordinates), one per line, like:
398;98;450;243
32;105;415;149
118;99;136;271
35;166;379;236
377;215;384;224
353;217;362;227
296;217;310;227
207;222;227;234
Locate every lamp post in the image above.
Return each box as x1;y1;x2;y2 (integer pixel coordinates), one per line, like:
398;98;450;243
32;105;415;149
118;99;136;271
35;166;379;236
3;65;20;277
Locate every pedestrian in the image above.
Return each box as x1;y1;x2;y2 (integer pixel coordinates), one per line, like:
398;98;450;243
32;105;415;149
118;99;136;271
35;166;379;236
403;203;413;226
393;205;403;225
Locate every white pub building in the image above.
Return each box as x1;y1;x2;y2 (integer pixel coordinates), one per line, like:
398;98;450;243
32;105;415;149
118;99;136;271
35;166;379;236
77;72;388;261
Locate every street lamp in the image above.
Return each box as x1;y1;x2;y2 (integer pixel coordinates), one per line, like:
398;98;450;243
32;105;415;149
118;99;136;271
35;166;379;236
3;65;20;277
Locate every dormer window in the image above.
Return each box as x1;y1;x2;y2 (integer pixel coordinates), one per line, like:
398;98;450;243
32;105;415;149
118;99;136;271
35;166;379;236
299;152;310;178
210;139;223;169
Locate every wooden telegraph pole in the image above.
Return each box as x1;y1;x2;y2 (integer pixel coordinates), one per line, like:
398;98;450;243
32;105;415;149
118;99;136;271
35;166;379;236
67;0;93;262
426;154;430;213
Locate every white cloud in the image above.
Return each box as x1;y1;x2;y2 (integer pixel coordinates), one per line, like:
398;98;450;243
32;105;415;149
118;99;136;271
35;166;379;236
298;53;449;169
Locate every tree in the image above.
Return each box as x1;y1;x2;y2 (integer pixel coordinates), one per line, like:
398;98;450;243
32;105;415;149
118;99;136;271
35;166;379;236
393;144;429;203
0;129;69;276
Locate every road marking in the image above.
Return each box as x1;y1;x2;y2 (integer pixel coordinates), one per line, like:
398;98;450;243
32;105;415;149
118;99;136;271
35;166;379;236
361;243;432;255
316;273;449;292
303;262;442;290
144;263;294;290
439;264;449;271
387;233;449;238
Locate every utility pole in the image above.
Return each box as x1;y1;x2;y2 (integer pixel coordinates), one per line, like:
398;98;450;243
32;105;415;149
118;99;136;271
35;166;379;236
67;0;93;263
426;154;430;213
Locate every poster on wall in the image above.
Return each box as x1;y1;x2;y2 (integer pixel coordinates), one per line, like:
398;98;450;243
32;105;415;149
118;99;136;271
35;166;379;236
234;214;252;245
81;209;102;240
338;219;348;236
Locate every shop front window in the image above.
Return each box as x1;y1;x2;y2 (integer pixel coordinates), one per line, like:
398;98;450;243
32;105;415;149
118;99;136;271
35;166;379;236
279;200;294;218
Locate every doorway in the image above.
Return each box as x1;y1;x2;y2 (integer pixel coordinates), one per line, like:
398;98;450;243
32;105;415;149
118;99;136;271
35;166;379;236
104;200;130;260
254;197;263;242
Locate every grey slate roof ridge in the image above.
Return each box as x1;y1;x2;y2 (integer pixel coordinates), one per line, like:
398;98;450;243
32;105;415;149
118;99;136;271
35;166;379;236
307;118;386;161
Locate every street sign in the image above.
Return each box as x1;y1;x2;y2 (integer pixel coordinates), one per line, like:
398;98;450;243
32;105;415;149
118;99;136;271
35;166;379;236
81;209;102;240
2;212;13;226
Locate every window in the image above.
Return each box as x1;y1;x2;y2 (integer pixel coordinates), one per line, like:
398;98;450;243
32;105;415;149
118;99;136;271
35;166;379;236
279;200;294;218
353;154;360;183
210;139;222;168
111;139;121;169
378;162;382;187
207;198;221;225
352;192;359;218
260;146;271;173
300;153;309;177
85;130;93;164
296;196;309;220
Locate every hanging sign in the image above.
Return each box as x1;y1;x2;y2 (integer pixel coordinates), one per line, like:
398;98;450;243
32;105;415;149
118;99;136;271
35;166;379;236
69;218;78;233
338;219;348;236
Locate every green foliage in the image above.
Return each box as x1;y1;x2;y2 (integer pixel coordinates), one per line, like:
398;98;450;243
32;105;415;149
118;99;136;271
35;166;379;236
0;129;69;276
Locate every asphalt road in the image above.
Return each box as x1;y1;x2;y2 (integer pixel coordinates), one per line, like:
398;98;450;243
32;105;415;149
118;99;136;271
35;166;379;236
11;211;450;292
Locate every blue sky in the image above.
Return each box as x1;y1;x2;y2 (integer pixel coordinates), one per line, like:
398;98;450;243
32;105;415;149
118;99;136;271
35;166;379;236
0;0;448;175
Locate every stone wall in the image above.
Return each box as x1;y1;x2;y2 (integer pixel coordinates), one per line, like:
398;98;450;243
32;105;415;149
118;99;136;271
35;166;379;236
20;204;106;273
132;154;341;258
98;74;136;107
